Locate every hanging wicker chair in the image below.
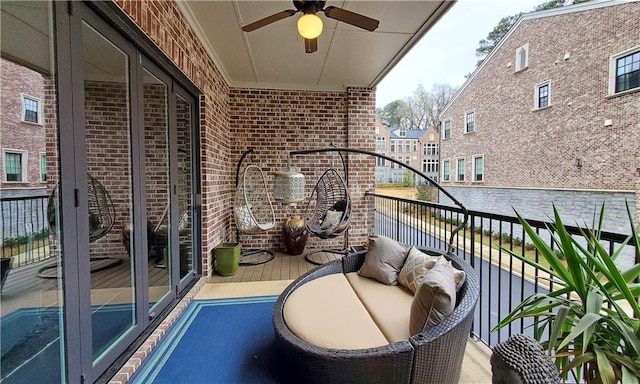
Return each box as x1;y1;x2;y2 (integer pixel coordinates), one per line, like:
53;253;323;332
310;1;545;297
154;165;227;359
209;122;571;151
306;168;351;239
235;164;276;234
39;174;119;278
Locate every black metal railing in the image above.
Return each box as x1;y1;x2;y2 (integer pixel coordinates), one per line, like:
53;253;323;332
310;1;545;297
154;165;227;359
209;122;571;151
369;192;638;349
1;193;51;267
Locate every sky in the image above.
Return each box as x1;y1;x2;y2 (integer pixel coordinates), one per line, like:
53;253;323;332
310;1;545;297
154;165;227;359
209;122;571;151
375;0;544;108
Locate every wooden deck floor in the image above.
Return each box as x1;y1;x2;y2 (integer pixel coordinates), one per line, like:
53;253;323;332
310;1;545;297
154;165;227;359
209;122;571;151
207;249;340;283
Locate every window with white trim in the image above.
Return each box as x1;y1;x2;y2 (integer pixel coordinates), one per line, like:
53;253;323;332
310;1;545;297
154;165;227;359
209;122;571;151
456;158;465;181
40;153;47;182
423;143;438;156
405;156;411;165
4;149;27;182
376;137;386;150
405;141;411;153
465;111;475;133
21;95;42;124
609;47;640;94
412;140;417;152
515;43;529;72
398;128;406;137
535;81;550;109
443;119;451;139
473;155;484;182
442;160;450;182
390;140;395;152
390;156;395;169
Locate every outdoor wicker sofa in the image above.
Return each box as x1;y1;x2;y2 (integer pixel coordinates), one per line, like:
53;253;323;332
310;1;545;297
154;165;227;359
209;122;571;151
272;248;479;384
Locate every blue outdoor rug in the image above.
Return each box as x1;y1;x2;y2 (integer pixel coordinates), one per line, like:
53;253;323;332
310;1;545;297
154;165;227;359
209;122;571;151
131;296;292;384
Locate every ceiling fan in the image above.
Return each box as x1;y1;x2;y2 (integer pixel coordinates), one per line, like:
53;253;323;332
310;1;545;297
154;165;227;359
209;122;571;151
241;1;379;54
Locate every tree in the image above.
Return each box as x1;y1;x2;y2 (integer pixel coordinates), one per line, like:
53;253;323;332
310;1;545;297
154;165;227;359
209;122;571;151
377;83;458;131
475;0;592;66
376;99;407;129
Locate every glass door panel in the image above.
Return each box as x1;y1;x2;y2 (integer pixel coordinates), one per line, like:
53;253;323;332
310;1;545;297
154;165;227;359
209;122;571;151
143;68;171;309
0;1;65;382
176;94;194;280
81;20;136;362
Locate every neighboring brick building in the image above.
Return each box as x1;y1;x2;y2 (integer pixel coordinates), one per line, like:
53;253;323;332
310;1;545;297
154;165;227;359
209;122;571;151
375;120;440;184
439;1;639;233
0;58;47;198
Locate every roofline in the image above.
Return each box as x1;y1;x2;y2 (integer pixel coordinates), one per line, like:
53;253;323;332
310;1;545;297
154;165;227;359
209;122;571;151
438;0;629;118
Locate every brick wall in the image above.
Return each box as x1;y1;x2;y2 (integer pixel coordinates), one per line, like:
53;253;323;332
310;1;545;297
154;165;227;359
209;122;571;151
229;88;376;252
0;58;47;190
115;1;378;276
440;3;640;227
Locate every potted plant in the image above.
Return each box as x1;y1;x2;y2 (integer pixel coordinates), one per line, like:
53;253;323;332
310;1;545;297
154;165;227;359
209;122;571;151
494;203;640;384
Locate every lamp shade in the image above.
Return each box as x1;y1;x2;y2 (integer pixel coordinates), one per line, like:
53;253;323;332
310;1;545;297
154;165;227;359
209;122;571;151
297;13;323;39
273;167;305;205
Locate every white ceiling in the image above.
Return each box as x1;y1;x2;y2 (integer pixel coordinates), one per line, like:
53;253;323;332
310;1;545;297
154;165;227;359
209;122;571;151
177;1;456;91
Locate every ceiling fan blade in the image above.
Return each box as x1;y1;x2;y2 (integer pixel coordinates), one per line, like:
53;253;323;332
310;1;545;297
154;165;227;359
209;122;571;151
242;10;297;32
324;6;379;31
305;38;317;54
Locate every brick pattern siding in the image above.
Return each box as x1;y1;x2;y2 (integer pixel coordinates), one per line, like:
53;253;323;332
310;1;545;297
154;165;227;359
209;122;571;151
440;3;639;191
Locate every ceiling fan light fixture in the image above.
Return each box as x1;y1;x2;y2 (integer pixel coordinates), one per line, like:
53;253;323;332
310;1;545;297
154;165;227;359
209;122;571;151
297;13;323;39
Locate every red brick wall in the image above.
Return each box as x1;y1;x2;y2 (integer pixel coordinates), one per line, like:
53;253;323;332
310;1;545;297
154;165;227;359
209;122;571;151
229;88;376;252
440;3;640;192
0;58;47;189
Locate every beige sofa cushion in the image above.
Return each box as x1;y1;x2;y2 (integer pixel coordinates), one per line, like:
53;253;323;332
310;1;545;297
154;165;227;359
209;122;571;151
346;272;413;343
283;273;389;350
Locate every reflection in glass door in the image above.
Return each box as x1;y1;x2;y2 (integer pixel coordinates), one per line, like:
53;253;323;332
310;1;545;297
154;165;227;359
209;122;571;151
81;21;136;362
176;94;194;282
143;67;171;310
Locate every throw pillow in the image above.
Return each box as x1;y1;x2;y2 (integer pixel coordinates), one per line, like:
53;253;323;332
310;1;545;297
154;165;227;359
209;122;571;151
320;209;343;229
397;247;441;294
409;257;463;334
358;235;410;285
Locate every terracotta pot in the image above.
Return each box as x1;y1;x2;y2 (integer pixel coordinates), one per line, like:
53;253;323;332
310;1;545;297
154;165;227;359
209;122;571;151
283;216;309;255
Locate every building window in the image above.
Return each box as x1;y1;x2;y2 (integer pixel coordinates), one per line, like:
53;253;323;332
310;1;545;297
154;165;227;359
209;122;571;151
515;43;529;72
405;156;411;165
405;142;411;153
413;140;417;152
535;82;550;109
465;111;475;133
429;133;434;141
40;153;47;182
473;156;484;182
398;128;406;137
390;156;395;169
457;158;465;181
398;141;403;152
443;119;451;139
423;159;438;173
22;95;42;124
4;150;27;182
442;160;450;182
612;50;640;94
424;143;438;156
390;140;395;152
376;137;386;150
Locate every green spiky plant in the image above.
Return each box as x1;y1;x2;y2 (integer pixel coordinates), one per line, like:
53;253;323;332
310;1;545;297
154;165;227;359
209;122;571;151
493;202;640;384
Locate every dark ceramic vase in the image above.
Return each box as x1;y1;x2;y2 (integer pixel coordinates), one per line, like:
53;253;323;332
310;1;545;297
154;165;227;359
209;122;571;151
283;216;309;255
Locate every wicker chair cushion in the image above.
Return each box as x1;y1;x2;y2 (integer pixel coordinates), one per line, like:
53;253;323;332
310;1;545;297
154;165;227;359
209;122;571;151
397;247;441;293
345;272;413;343
358;235;410;285
409;258;463;335
283;273;389;350
320;209;343;229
